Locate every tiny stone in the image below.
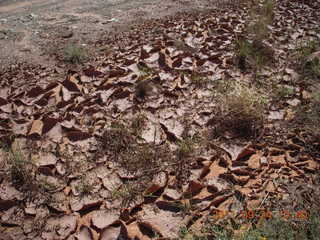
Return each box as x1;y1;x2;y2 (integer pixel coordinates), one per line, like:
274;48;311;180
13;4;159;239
302;90;311;100
61;30;73;38
286;98;300;106
260;156;268;166
268;110;285;120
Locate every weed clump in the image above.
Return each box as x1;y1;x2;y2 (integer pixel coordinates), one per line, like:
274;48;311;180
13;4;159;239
248;18;269;42
99;121;172;174
64;44;87;64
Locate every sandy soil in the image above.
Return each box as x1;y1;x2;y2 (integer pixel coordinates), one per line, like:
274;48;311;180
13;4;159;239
0;0;213;69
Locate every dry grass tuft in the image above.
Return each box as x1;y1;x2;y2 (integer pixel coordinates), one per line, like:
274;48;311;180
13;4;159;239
5;146;39;194
212;81;267;140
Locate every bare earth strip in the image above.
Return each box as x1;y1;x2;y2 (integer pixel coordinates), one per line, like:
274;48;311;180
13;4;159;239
0;0;214;68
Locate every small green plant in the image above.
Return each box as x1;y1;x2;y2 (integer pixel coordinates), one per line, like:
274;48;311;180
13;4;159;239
10;151;29;187
131;114;146;136
110;184;128;200
240;211;320;240
273;85;295;100
241;217;295;240
190;72;210;88
63;44;87;64
7;147;37;192
196;219;234;240
296;40;319;60
121;144;154;174
235;38;273;72
76;176;93;196
212;78;233;95
177;137;195;159
179;226;190;239
137;62;154;77
39;180;58;193
261;0;275;23
247;0;274;42
296;39;320;80
237;0;274;73
178;226;208;240
209;225;233;240
248;18;269;41
190;210;320;240
304;57;320;79
235;38;252;71
99;121;173;200
110;182;142;207
294;91;320;138
174;201;194;215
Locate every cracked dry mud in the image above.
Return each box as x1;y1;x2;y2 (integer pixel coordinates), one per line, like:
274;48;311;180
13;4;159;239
0;0;320;239
0;0;212;68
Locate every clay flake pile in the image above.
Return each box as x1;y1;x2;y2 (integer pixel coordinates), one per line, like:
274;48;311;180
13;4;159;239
0;0;319;239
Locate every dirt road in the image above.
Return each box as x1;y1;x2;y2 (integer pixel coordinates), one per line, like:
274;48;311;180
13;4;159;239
0;0;212;68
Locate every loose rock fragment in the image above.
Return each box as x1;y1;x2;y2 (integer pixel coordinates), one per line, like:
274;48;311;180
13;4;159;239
91;210;119;229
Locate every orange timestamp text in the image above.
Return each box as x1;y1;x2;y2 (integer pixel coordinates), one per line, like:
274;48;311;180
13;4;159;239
211;209;309;221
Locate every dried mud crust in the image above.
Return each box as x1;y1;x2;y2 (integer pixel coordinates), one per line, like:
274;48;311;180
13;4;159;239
0;0;320;239
0;0;214;69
